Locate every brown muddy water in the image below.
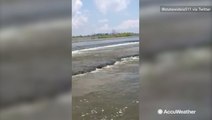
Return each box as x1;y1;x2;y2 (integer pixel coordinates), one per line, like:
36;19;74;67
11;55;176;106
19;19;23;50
72;56;139;120
72;37;139;120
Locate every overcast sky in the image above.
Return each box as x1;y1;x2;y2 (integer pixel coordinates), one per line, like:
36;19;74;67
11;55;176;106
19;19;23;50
72;0;139;36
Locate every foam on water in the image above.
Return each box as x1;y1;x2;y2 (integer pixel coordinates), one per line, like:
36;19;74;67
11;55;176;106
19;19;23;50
72;42;139;55
72;56;139;78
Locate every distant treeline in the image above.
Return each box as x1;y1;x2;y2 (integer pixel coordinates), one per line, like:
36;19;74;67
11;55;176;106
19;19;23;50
73;32;139;39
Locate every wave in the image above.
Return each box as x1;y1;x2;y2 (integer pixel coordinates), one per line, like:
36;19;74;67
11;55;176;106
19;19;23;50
72;42;139;55
72;56;139;78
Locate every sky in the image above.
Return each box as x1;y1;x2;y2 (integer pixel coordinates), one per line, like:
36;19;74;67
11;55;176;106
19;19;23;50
72;0;139;36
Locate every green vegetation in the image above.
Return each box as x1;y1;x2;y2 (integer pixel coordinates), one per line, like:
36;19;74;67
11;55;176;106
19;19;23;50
72;32;138;39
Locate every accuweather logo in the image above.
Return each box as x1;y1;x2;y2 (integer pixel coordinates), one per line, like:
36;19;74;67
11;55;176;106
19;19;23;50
157;109;196;115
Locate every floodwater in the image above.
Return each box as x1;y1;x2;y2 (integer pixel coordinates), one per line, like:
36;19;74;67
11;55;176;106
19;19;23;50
72;37;139;120
72;37;139;51
72;56;139;120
